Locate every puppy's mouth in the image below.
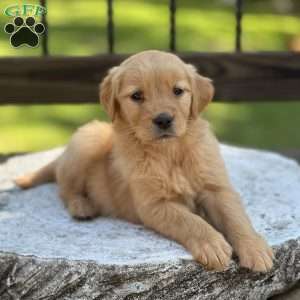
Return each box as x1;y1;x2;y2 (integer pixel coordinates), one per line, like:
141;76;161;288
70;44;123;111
155;131;177;140
152;125;177;140
158;133;175;139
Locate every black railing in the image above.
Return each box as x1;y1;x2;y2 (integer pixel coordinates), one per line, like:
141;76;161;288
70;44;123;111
235;0;243;52
169;0;176;52
107;0;114;54
39;0;245;56
40;0;48;56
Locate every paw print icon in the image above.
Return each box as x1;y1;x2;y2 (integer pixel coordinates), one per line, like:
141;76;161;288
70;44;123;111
4;16;45;48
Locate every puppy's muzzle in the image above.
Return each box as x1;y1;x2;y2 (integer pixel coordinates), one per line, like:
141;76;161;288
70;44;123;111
152;113;174;130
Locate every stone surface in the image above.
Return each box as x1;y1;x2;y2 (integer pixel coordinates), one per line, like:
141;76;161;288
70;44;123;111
0;145;299;299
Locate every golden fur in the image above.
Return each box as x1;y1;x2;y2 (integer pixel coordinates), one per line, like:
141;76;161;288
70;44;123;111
15;50;273;272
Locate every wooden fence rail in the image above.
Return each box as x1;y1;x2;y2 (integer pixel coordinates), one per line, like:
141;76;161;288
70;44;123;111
0;52;299;105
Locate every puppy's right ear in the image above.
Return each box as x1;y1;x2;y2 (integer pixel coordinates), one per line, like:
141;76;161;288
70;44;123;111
99;67;119;121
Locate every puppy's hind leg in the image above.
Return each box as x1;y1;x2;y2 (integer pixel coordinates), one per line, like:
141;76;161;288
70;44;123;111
56;121;112;219
59;186;99;220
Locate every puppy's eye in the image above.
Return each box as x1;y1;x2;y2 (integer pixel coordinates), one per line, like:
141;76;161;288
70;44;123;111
131;91;143;102
173;87;184;96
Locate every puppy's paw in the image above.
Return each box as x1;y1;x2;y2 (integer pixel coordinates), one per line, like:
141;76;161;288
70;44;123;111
235;235;274;272
68;197;97;220
189;233;232;271
14;174;34;189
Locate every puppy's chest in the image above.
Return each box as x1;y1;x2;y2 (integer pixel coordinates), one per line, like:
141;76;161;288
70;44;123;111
167;165;196;197
159;154;205;203
116;149;205;205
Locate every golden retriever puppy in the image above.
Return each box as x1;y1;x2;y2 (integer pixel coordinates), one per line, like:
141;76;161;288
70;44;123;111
15;50;274;272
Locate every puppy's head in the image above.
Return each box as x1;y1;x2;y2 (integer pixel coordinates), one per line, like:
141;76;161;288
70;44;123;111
100;50;214;143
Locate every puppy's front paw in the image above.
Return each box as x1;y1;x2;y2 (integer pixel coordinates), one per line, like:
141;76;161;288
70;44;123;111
235;235;274;272
189;233;232;271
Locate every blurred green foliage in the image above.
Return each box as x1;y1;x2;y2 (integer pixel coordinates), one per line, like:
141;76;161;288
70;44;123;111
0;0;299;153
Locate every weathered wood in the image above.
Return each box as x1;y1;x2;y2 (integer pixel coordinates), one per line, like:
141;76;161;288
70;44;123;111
0;52;300;104
1;242;299;300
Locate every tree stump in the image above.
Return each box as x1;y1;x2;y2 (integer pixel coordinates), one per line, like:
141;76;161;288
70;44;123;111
0;145;299;299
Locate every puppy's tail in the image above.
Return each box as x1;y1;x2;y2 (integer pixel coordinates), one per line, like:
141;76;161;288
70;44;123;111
14;159;57;189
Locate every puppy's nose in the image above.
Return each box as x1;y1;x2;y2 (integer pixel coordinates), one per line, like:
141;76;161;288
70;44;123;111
153;113;174;130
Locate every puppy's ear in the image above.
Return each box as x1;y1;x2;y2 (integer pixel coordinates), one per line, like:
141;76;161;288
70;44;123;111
99;67;119;121
186;64;214;119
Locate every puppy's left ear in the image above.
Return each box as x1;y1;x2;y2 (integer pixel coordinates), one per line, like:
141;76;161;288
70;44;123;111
99;67;119;121
186;64;214;119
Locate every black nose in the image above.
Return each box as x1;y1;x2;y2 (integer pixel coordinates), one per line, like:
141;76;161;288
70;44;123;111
152;113;174;130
